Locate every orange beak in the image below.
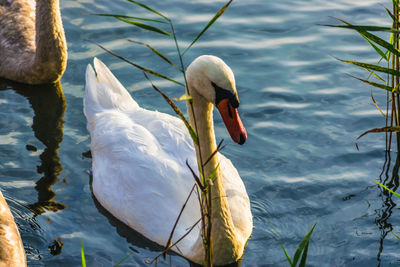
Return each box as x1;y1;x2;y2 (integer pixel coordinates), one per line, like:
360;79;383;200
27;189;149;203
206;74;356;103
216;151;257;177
216;99;247;145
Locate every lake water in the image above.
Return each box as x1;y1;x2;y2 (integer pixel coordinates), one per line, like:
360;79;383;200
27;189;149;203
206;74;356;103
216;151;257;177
1;0;399;266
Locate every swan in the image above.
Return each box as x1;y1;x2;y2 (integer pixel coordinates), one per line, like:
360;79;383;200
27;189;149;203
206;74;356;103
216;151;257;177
84;56;252;265
0;0;67;84
0;190;26;266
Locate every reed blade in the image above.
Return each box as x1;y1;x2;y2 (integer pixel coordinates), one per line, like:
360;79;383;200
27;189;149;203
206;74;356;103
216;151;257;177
142;72;199;145
81;241;86;267
186;160;204;191
92;13;167;24
292;223;317;267
126;39;182;71
357;126;400;141
340;59;400;77
183;0;233;55
329;18;400;56
116;17;171;36
375;181;400;198
171;93;192;101
90;41;184;86
266;218;293;266
125;0;169;21
347;74;394;92
392;231;400;240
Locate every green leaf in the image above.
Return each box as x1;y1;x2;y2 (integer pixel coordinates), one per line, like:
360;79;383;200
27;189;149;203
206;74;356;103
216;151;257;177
116;17;171;36
183;0;233;55
292;223;317;267
359;33;388;61
113;252;134;267
357;126;400;142
323;24;400;33
125;0;169;21
92;13;167;24
126;39;182;72
81;241;86;267
266;218;293;266
90;41;184;86
375;181;400;198
364;68;387;83
392;231;400;240
142;72;199;145
339;59;400;77
171;93;192;101
333;18;400;56
347;74;395;92
383;6;396;23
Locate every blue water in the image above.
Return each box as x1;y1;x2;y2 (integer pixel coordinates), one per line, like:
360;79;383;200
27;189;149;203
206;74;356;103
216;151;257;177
1;0;399;266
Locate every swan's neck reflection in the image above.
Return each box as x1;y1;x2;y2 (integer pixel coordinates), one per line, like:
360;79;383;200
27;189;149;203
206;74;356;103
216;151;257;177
0;79;68;215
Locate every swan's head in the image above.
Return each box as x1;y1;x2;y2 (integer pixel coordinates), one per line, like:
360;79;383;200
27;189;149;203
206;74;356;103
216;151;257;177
186;55;247;145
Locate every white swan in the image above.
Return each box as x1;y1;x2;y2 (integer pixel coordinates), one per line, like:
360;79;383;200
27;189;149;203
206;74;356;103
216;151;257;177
84;56;252;265
0;0;67;84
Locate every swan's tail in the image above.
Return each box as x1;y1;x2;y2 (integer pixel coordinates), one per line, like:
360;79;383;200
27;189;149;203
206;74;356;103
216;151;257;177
84;58;139;121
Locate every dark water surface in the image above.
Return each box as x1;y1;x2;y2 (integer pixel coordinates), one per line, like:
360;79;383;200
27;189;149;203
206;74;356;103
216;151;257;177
1;0;399;266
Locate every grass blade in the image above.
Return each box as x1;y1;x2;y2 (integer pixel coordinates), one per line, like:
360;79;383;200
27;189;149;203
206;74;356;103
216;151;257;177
186;160;204;191
92;13;167;24
360;33;388;61
116;17;171;36
347;74;395;92
126;39;182;72
81;241;86;267
202;139;225;167
339;59;400;78
383;6;396;23
266;218;293;266
392;231;400;240
182;0;233;55
323;24;400;33
371;91;386;117
375;181;400;198
142;72;199;145
357;126;400;142
292;223;317;267
90;41;184;86
331;18;400;56
171;93;192;101
125;0;169;21
365;68;387;83
113;252;134;267
163;184;196;259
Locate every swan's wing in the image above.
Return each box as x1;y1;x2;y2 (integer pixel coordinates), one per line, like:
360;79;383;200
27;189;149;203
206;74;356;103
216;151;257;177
219;153;253;242
89;109;202;249
131;109;196;166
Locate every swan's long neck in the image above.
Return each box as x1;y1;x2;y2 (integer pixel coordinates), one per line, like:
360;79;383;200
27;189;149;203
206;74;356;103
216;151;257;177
187;88;241;264
33;0;67;83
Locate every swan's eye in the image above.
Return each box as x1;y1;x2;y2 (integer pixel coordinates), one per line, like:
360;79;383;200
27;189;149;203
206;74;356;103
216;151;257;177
212;81;239;108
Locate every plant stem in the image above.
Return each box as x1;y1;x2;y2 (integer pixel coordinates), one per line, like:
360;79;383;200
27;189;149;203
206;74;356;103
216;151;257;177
168;19;213;266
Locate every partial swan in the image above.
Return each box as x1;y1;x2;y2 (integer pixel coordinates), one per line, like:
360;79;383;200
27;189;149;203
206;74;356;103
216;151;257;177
84;56;252;265
0;0;67;84
0;191;26;266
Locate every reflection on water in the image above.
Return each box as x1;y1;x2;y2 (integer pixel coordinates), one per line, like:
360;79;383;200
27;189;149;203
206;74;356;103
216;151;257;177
376;147;400;267
0;79;67;215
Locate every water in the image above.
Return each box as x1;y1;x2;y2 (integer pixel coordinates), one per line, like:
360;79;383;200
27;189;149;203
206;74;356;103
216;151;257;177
0;0;399;266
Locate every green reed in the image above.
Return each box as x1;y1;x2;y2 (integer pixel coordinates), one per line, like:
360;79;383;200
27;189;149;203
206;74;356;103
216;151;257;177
92;1;233;266
325;1;400;152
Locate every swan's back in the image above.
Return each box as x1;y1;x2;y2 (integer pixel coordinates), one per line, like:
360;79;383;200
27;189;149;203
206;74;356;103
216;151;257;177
0;0;36;65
